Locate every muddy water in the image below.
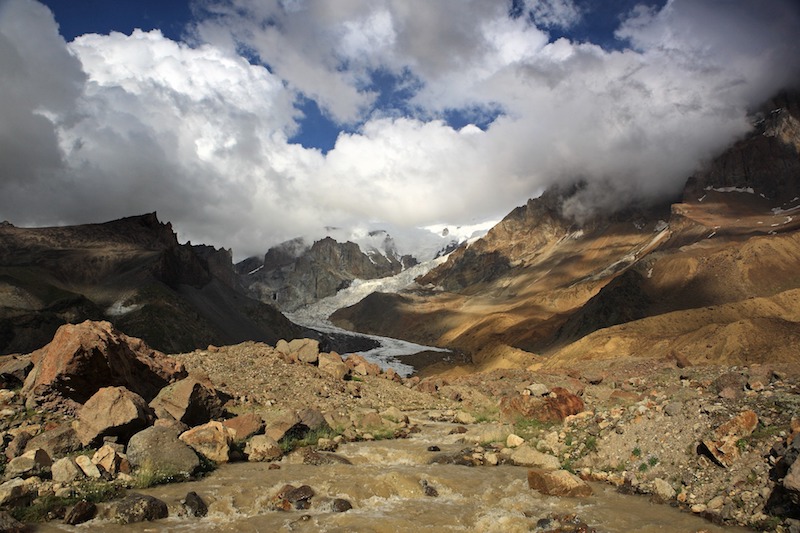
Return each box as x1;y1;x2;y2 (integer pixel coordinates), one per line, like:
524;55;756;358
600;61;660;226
42;418;747;532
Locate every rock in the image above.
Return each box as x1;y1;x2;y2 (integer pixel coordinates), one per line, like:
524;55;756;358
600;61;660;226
113;493;169;524
526;383;550;396
4;432;31;460
5;448;51;479
420;479;439;497
51;457;85;483
784;459;800;501
286;485;314;509
454;411;477;425
183;491;208;517
22;321;186;411
0;510;26;532
380;406;409;425
0;478;34;507
355;411;385;430
506;434;525;448
265;411;303;442
652;478;676;502
245;435;283;462
0;356;32;389
331;498;352;512
500;387;584;423
126;426;200;478
222;413;264;441
527;469;593;497
510;445;561;470
179;421;235;463
664;403;682;417
149;375;228;427
283;447;352;465
318;352;349;380
92;444;130;476
707;495;726;510
74;455;102;479
23;424;81;459
345;354;381;376
76;386;154;446
700;410;758;467
288;338;320;364
64;500;96;525
298;408;329;433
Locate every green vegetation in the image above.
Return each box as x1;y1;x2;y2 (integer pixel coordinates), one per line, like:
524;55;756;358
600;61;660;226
632;447;642;457
279;425;342;453
132;459;194;489
10;481;122;523
585;436;597;452
638;462;649;472
648;456;659;467
513;417;556;440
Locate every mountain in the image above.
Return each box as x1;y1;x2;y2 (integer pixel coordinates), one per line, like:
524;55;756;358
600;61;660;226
331;92;800;373
0;213;303;355
236;234;417;312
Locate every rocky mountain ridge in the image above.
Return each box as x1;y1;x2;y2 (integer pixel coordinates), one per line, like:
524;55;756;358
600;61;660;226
0;213;302;355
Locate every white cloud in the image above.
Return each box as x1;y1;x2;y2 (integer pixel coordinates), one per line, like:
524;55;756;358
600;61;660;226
0;0;798;260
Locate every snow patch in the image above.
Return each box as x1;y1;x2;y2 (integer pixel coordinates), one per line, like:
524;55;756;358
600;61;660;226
247;265;264;275
705;186;755;194
106;300;141;316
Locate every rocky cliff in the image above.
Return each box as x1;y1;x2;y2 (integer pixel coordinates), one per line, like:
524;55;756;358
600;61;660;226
0;213;302;354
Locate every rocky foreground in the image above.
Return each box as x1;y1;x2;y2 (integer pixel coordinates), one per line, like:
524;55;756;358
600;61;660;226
0;320;796;531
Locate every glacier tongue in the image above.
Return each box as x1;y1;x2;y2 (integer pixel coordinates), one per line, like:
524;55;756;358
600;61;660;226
287;256;450;376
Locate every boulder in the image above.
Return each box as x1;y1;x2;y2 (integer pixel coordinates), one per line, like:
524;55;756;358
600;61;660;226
345;354;381;376
179;421;235;463
51;457;84;483
126;426;200;478
0;478;34;507
5;448;51;479
0;356;32;389
527;469;593;497
64;500;96;526
77;386;155;446
112;493;168;524
4;432;31;460
74;455;102;479
510;445;561;470
298;408;330;433
0;510;27;532
784;459;800;502
500;387;584;423
506;434;525;448
23;424;81;459
149;375;228;427
244;435;283;462
318;352;349;380
92;444;130;476
22;321;186;411
265;411;303;442
183;491;208;518
652;478;676;503
222;413;264;441
700;410;758;467
288;338;320;364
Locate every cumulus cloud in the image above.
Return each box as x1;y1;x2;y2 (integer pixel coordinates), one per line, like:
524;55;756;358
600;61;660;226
0;0;798;259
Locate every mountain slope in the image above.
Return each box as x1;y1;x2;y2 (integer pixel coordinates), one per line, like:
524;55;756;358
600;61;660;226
0;213;302;354
331;93;800;372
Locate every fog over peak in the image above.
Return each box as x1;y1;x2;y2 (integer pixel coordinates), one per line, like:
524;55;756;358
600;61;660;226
0;0;798;260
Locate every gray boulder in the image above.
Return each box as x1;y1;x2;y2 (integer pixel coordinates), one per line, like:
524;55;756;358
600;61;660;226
126;426;200;479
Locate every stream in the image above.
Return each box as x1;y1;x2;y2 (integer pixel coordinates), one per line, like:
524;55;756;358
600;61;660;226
41;415;747;532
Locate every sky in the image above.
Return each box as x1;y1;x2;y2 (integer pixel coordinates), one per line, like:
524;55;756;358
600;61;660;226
1;0;799;260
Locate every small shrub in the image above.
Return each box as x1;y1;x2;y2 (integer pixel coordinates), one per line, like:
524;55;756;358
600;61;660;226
638;462;648;472
585;436;597;452
632;447;642;457
648;456;659;467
